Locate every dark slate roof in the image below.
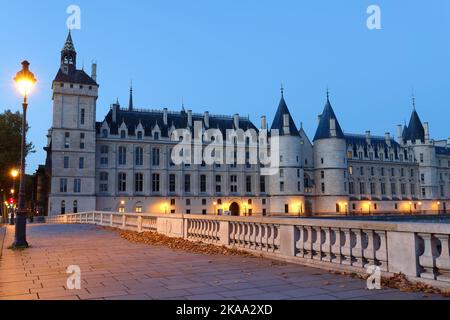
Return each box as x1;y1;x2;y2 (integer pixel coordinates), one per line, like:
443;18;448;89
270;95;299;136
405;110;425;142
345;133;401;149
99;108;258;137
313;98;345;141
53;69;98;86
436;146;450;156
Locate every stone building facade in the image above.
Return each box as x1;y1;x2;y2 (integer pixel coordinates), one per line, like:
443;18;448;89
44;33;450;216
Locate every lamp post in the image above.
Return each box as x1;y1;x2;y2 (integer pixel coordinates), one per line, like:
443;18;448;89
11;61;36;248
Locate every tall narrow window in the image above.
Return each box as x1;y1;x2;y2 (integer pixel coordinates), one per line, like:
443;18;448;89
246;176;252;193
184;174;191;193
64;156;69;169
200;175;207;193
118;146;127;165
135;147;143;166
135;173;143;192
80;108;85;125
61;201;66;215
80;133;85;149
100;145;109;165
74;179;81;193
64;132;70;149
260;176;266;193
152;148;160;166
118;173;127;192
99;172;108;192
79;157;84;169
60;178;68;193
152;173;160;193
73;200;78;214
169;174;176;193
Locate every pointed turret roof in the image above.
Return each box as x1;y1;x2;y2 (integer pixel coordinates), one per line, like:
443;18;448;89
405;109;425;142
313;96;345;141
62;30;76;53
270;89;299;136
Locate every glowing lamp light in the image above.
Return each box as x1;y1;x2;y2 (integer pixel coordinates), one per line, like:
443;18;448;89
14;61;37;98
11;169;19;178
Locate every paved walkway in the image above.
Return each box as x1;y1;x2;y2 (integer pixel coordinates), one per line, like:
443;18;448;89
0;224;447;300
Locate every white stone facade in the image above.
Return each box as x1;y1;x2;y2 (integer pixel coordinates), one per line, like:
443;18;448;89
46;34;450;216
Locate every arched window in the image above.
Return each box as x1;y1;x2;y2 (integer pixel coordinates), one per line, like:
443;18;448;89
102;129;108;138
135;202;143;213
73;200;78;213
61;200;66;215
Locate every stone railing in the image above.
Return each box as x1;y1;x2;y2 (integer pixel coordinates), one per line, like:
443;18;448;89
45;212;450;288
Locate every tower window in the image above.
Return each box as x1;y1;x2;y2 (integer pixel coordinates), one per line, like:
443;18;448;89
64;132;70;148
80;108;85;125
152;174;160;193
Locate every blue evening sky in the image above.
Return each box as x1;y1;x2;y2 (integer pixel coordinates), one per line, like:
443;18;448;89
0;0;449;173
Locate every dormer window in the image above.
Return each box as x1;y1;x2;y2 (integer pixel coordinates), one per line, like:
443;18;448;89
102;129;108;138
154;132;159;140
60;83;64;88
70;84;74;88
137;131;143;140
120;130;126;138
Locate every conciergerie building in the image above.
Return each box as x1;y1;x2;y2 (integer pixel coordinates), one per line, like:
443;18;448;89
38;33;450;216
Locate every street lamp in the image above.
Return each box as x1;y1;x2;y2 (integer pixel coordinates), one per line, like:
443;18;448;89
11;60;36;248
213;201;217;215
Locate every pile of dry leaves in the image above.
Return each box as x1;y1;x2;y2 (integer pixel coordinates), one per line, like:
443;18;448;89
104;227;253;257
332;270;449;297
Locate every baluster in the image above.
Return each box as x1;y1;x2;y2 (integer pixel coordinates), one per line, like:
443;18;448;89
435;234;450;282
418;233;438;280
374;231;388;271
303;226;313;259
341;228;352;265
322;227;332;262
312;227;321;260
352;229;364;267
363;230;375;268
295;226;304;257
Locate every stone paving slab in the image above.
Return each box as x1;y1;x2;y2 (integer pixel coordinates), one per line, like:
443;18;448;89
0;224;448;300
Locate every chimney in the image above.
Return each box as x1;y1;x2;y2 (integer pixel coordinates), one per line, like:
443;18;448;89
283;114;290;134
330;119;336;137
204;111;210;128
187;110;193;127
112;103;119;123
233;114;240;129
385;132;391;146
397;125;403;142
424;122;430;142
163;108;168;126
260;116;267;130
365;130;371;144
91;62;97;82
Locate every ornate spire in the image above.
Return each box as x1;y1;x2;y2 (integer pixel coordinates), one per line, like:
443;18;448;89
326;86;330;101
128;81;134;111
280;83;284;97
412;90;416;111
60;30;77;73
62;30;76;52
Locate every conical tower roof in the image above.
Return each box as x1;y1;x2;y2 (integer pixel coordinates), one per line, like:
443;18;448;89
313;97;345;141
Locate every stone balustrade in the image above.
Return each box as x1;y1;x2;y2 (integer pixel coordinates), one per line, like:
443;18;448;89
45;213;450;288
